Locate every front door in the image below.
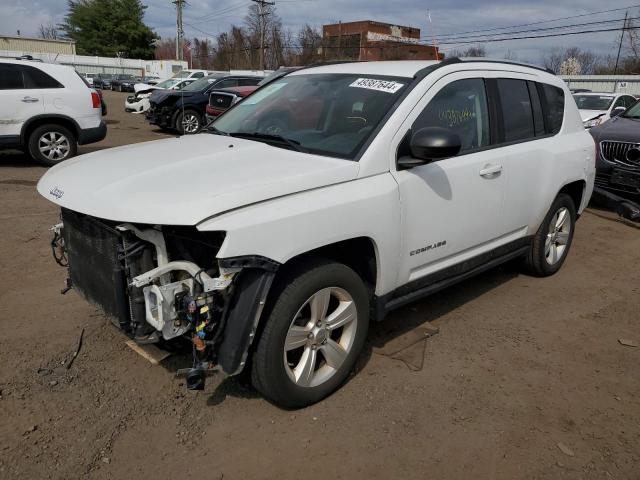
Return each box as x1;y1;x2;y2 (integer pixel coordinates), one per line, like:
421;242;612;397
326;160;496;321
392;75;509;286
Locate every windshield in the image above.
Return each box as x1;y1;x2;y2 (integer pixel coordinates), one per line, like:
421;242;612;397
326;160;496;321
573;95;614;111
212;73;408;159
156;79;180;89
182;75;225;92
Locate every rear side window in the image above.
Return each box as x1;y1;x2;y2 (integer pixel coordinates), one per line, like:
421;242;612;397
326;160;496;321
23;65;63;89
538;84;564;135
216;78;238;89
0;63;24;89
496;79;534;142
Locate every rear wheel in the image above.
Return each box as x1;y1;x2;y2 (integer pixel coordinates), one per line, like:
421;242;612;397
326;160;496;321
524;193;576;276
251;260;369;408
27;124;77;166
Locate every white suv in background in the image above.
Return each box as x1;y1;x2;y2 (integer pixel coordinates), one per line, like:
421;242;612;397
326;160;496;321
38;59;594;407
0;59;106;165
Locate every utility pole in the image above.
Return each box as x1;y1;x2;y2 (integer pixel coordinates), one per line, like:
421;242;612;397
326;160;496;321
614;11;628;75
251;0;274;70
173;0;185;61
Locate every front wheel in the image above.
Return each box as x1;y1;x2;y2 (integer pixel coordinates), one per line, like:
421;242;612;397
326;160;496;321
175;110;202;135
524;193;576;276
251;260;369;408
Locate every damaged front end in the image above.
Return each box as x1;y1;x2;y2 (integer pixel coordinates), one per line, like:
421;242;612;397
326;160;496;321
53;208;278;390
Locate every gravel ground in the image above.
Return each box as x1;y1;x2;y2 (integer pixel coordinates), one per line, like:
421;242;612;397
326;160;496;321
0;90;639;480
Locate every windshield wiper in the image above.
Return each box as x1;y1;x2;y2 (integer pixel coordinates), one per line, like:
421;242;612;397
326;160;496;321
228;132;306;152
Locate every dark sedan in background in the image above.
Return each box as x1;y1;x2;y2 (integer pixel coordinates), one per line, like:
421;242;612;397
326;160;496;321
590;100;640;197
92;73;113;89
110;74;137;92
146;74;262;134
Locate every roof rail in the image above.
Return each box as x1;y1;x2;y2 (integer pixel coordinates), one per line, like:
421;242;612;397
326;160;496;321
15;55;43;62
456;57;554;74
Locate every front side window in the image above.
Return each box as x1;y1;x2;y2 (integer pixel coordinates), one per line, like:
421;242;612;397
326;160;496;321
411;78;490;153
182;75;225;92
212;73;409;159
0;64;24;90
497;79;534;142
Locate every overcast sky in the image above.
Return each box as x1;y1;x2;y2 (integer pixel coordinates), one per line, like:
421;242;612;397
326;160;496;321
1;0;635;65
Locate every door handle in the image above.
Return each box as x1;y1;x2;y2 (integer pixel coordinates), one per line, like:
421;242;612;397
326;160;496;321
479;164;503;177
21;96;39;103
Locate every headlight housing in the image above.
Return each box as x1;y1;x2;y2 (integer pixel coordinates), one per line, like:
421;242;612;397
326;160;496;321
583;118;602;129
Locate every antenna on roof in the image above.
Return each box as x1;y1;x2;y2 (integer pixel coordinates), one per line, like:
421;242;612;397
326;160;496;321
426;10;439;60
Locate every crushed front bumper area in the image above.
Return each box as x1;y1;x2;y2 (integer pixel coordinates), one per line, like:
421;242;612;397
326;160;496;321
55;208;279;387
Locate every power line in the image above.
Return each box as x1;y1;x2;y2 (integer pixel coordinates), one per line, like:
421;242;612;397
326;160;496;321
429;16;639;44
426;4;640;39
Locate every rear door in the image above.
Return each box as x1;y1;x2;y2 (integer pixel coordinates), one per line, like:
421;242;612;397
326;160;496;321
0;63;44;138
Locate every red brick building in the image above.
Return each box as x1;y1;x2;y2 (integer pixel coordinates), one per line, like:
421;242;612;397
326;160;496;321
322;20;441;61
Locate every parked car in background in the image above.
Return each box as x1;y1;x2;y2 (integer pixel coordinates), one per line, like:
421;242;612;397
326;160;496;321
590;98;640;196
0;58;106;165
171;69;212;80
125;78;197;113
37;59;594;407
570;88;591;93
140;75;160;85
110;74;136;92
147;74;262;134
83;72;99;86
573;92;637;128
205;67;300;123
205;86;258;122
92;73;114;90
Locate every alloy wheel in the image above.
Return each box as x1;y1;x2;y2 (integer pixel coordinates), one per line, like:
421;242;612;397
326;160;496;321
545;206;571;265
181;113;200;134
283;287;357;388
38;132;71;162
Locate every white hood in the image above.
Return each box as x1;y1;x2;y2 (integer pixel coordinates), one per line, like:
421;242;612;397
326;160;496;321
37;135;359;226
579;109;606;121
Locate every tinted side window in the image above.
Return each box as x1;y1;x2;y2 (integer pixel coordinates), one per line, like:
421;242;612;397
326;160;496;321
412;78;490;153
0;63;24;90
239;78;260;86
192;72;204;78
538;84;564;135
23;65;63;89
527;81;545;136
496;79;534;142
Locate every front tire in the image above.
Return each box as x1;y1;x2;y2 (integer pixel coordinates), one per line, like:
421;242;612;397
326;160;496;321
251;260;369;408
524;193;576;276
27;124;77;166
175;110;202;135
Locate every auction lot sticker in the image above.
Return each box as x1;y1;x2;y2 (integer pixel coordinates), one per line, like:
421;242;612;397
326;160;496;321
349;78;404;94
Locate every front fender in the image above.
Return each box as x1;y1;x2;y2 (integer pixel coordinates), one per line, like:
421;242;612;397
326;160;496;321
197;173;401;296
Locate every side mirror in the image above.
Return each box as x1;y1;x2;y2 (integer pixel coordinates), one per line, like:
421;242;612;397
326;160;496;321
398;127;462;169
611;106;626;117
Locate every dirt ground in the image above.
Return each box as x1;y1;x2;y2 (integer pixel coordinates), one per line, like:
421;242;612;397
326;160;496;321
0;90;639;480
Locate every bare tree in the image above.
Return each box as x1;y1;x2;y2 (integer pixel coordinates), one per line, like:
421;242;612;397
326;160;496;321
449;45;486;58
39;22;59;40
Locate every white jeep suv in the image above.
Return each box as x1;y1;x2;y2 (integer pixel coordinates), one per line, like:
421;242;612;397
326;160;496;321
0;59;106;165
37;59;595;407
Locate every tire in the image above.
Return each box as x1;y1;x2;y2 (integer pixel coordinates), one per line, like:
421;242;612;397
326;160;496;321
175;110;202;135
524;193;576;277
27;124;77;166
251;260;369;408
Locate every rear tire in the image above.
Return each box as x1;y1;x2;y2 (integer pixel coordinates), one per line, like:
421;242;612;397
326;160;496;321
251;260;369;408
524;193;576;277
27;124;77;166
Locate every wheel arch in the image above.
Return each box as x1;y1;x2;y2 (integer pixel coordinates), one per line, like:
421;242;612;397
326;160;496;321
21;114;80;146
558;179;586;214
